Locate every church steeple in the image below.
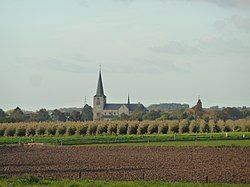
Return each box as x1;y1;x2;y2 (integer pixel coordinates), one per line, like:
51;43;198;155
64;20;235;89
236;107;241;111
96;65;105;96
127;94;130;105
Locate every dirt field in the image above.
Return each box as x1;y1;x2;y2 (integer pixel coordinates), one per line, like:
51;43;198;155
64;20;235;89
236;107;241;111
0;145;249;183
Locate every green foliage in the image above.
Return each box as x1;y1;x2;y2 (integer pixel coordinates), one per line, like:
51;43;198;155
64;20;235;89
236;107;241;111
127;122;138;135
189;120;200;133
15;127;26;137
36;126;46;136
130;104;146;121
46;126;57;136
179;119;189;133
57;125;67;136
117;123;128;135
81;104;93;121
51;109;66;122
158;122;168;134
0;120;250;139
66;126;76;136
69;110;81;122
168;120;179;133
4;126;16;136
107;123;117;135
96;123;108;135
143;110;161;120
147;123;158;134
87;123;97;135
1;177;249;187
137;122;149;134
76;124;88;135
35;109;50;122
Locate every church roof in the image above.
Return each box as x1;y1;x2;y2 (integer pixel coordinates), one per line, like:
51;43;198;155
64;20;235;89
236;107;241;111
95;69;105;96
104;103;147;111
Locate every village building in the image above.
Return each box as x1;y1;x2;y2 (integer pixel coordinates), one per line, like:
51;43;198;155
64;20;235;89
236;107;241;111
93;68;146;120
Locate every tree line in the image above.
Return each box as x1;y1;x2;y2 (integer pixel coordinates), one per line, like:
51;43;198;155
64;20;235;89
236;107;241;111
0;119;249;137
0;104;249;123
0;105;93;123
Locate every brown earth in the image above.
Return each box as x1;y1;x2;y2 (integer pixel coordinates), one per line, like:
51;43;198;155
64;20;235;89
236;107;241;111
0;145;249;183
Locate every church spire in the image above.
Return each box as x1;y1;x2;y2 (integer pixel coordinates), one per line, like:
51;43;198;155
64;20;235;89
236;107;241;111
95;65;105;96
127;93;130;105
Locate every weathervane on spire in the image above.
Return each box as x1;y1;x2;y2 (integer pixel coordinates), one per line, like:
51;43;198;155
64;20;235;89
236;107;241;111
84;96;87;106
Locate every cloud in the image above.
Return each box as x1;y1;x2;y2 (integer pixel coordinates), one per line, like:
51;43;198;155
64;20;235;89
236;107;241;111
230;15;250;33
150;41;201;55
13;56;97;74
196;35;250;54
213;20;227;32
150;36;250;56
213;15;250;33
181;0;250;9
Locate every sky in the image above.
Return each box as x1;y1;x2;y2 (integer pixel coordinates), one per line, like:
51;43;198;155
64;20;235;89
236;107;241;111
0;0;250;111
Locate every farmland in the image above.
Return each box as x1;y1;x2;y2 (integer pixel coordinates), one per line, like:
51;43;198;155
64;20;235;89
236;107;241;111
0;145;249;184
0;120;249;186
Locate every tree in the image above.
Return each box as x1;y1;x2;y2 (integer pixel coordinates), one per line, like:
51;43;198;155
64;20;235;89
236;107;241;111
0;109;6;122
9;107;25;122
36;109;50;122
51;109;66;122
81;104;93;121
221;107;243;120
130;104;146;121
70;110;81;121
142;110;161;120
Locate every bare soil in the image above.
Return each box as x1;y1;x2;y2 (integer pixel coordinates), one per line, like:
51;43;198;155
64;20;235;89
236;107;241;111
0;145;249;183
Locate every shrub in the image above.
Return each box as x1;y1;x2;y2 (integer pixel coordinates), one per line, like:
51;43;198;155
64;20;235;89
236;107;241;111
189;120;200;133
87;123;97;135
179;120;189;133
200;120;210;133
213;124;221;133
76;123;88;135
117;123;128;135
0;126;7;136
217;120;225;132
46;126;57;136
57;126;67;135
225;120;234;132
147;123;158;134
137;123;149;135
245;120;250;132
16;127;26;137
158;122;168;134
168;120;179;133
127;122;138;135
26;126;36;136
66;126;77;136
36;126;46;136
96;123;108;135
4;126;16;136
107;123;117;135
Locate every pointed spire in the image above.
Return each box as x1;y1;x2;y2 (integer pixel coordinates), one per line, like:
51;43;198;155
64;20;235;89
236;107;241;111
127;93;130;105
95;65;105;96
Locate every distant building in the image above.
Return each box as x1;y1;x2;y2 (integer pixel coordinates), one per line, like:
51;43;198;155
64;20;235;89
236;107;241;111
193;98;203;117
93;68;146;120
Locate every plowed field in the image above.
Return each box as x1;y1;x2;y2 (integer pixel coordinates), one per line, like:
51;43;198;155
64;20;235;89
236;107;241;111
0;145;249;183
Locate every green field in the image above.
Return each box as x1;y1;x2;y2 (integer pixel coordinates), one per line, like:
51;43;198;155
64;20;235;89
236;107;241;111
0;177;249;187
0;132;249;147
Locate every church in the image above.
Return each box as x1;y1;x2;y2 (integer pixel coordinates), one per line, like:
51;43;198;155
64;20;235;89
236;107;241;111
93;68;147;120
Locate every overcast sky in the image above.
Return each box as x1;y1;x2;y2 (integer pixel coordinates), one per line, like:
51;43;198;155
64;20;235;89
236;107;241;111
0;0;250;111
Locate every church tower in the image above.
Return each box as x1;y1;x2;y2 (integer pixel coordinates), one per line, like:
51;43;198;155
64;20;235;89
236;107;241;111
93;67;106;120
